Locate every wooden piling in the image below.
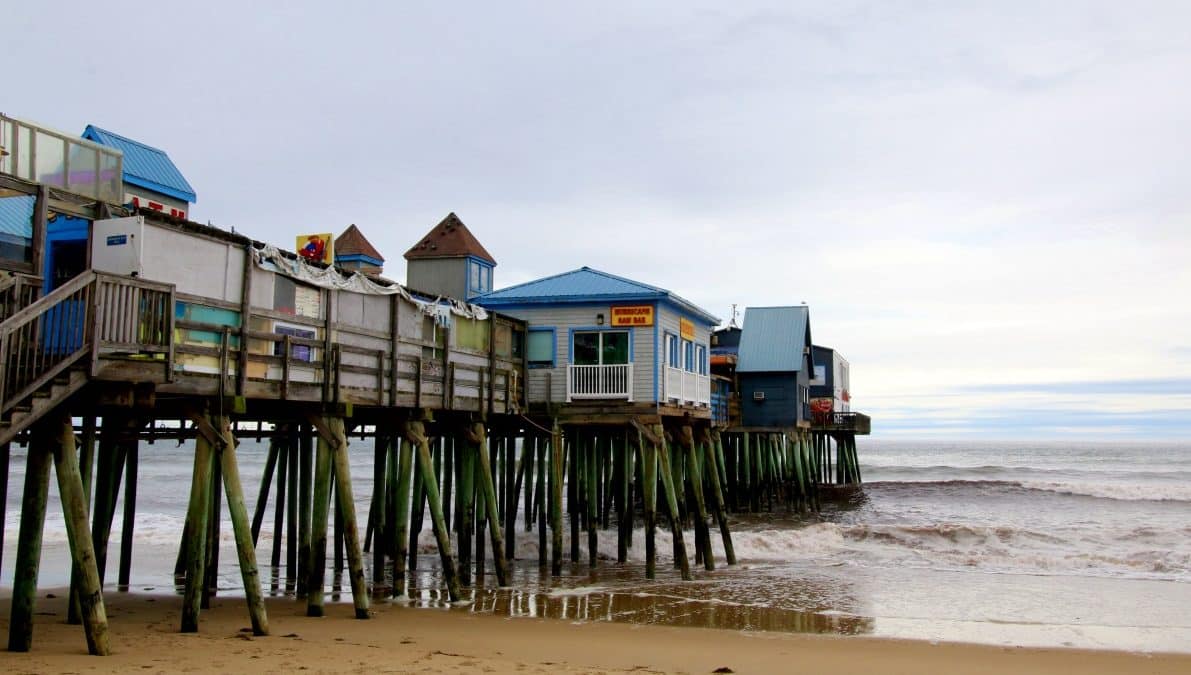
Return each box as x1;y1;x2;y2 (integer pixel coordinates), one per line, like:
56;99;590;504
296;425;313;597
470;422;510;586
371;433;387;590
8;424;52;652
180;414;215;632
681;426;714;571
550;421;564;576
405;419;462;602
654;425;691;581
213;416;269;635
585;433;598;568
271;442;288;569
639;432;658;579
50;413;111;655
704;430;735;565
250;437;280;546
567;432;580;563
457;433;475;586
391;435;414;597
0;443;8;577
117;441;138;590
323;416;370;619
305;416;334;617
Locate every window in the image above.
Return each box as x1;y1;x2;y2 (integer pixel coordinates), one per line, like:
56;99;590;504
682;339;693;372
527;329;555;368
454;316;490;351
573;330;629;366
665;333;679;368
469;260;492;294
696;344;707;375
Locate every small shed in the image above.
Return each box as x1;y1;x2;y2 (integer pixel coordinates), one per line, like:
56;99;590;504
475;266;718;415
736;306;814;428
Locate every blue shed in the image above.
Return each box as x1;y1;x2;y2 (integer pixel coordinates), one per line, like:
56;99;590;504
736;306;814;428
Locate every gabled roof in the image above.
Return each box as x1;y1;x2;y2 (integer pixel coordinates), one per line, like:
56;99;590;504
403;212;495;264
335;224;384;263
737;306;813;373
81;125;197;203
476;266;719;324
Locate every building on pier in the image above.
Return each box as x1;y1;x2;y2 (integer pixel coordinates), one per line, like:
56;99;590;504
735;305;814;429
475;266;718;423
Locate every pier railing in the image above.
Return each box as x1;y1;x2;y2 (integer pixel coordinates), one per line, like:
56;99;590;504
663;365;710;407
567;363;633;402
0;272;42;322
0;270;177;414
810;411;872;434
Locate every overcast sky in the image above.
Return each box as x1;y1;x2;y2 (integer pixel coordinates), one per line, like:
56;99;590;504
11;2;1191;438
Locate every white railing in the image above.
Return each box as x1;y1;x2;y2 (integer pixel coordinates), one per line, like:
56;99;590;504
664;365;710;407
567;363;633;402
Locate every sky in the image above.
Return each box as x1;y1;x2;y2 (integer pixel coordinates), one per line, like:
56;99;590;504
9;2;1191;438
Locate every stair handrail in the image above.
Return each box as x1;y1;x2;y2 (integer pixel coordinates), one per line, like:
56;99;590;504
0;270;98;413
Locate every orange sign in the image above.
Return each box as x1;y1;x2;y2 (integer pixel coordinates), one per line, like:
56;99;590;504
679;317;695;341
611;305;654;327
296;233;334;264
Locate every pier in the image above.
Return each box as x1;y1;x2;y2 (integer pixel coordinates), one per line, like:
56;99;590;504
0;113;871;655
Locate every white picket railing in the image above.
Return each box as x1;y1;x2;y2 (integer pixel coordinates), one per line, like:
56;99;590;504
567;363;633;402
664;365;710;407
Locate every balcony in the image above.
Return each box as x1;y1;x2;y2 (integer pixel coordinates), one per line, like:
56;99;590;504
663;366;710;407
810;411;872;435
566;363;633;402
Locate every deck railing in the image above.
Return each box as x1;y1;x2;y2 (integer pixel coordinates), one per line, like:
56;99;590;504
0;271;177;414
663;365;710;407
0;273;42;322
566;363;633;402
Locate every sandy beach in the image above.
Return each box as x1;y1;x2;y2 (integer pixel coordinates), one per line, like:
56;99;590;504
2;591;1189;675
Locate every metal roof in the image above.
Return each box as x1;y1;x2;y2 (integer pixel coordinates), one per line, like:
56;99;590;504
476;266;720;324
737;306;812;373
0;195;35;240
81;125;197;203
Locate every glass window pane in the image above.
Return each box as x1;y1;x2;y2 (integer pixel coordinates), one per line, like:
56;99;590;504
527;330;553;365
602;331;629;365
34;131;66;187
68;144;97;197
470;262;481;291
572;332;600;365
99;151;121;203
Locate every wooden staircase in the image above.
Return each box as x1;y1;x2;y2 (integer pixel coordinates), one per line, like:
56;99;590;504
0;366;89;446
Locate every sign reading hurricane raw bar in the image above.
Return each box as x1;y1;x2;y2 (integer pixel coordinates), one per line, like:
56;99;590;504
611;305;654;326
679;317;695;340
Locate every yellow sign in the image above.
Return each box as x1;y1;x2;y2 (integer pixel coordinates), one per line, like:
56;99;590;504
611;305;654;327
296;233;334;265
679;317;695;341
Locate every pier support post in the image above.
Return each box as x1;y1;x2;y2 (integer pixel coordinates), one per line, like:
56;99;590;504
404;417;462;602
213;415;269;635
549;420;564;576
470;421;511;586
8;424;51;652
456;431;475;586
681;426;714;571
638;430;658;579
306;415;369;618
704;430;735;565
180;412;215;632
654;425;691;581
585;433;598;569
391;434;414;597
50;412;111;655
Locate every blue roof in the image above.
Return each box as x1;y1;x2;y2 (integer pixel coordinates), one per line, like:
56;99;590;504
737;306;812;373
81;125;196;203
476;266;719;324
0;195;35;240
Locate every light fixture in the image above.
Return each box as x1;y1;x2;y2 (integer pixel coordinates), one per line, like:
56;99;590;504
596;313;605;325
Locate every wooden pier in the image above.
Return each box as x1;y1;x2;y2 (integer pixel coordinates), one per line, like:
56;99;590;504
0;147;871;655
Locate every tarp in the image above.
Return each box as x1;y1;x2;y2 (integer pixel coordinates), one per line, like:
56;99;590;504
252;244;488;321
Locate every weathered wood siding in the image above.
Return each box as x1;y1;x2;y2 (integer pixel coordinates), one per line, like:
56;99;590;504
406;258;468;300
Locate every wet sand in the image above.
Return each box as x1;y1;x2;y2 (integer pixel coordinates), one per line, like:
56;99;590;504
2;591;1189;674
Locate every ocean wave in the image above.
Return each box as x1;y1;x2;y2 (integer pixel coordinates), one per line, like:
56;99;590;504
865;479;1191;502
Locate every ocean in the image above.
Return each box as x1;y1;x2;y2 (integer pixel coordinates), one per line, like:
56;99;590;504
4;438;1190;653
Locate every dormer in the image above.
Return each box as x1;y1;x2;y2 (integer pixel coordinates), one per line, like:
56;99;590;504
334;224;384;276
403;212;495;300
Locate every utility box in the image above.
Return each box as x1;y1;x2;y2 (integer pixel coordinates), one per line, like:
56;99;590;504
91;216;145;277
